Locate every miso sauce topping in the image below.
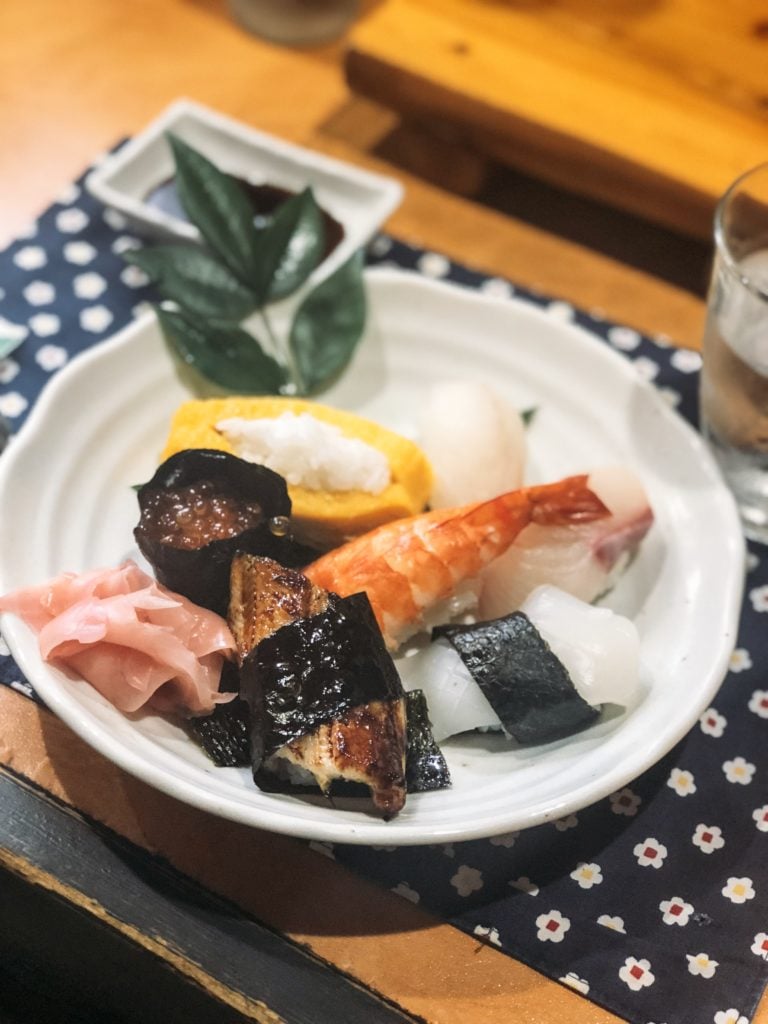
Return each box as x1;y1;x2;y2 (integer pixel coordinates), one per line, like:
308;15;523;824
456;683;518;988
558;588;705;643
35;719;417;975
141;480;264;549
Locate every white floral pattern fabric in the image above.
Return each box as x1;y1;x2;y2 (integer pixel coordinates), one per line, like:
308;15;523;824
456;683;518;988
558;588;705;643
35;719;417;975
0;155;766;1024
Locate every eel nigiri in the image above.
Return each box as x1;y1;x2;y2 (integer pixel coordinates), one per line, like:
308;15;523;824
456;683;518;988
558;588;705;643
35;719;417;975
399;585;640;744
478;466;654;619
304;474;609;651
229;555;408;816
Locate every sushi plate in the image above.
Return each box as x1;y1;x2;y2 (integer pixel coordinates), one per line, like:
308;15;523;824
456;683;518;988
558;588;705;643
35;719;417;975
0;268;745;845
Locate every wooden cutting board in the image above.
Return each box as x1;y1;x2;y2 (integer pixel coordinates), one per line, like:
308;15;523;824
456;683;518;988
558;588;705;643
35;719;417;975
345;0;768;239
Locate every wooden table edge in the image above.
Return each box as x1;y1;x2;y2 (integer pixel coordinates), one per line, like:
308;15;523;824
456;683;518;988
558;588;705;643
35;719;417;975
0;687;623;1023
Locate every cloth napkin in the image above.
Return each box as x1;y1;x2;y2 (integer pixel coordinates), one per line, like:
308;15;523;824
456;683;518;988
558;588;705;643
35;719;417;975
0;158;766;1024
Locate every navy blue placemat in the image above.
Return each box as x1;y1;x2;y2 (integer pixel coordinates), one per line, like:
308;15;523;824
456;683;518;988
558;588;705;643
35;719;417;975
1;156;766;1024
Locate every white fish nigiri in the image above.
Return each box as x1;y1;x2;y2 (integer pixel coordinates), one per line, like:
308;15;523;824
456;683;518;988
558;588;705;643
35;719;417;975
399;585;640;743
418;380;526;508
479;466;653;619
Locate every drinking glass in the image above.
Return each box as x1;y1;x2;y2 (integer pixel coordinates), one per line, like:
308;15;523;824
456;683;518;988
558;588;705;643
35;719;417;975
699;163;768;543
228;0;360;46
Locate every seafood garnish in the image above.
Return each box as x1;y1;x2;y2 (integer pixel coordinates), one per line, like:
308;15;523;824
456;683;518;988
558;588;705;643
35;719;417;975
305;474;609;650
134;448;297;616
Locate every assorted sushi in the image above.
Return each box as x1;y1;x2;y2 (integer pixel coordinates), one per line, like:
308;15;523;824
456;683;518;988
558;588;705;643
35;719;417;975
0;382;655;821
134;448;302;615
398;585;640;746
304;474;611;651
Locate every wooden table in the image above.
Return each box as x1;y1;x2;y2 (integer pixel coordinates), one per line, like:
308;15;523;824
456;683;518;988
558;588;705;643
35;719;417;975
0;2;762;1022
345;0;768;240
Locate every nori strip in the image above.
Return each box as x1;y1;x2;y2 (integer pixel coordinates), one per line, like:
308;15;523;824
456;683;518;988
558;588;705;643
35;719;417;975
405;690;451;792
435;613;599;744
187;700;251;767
134;448;305;615
186;660;251;767
241;591;405;771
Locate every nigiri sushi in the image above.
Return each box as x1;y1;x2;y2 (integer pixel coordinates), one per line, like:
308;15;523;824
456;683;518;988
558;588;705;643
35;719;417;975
418;380;527;508
242;591;408;817
304;474;609;651
478;466;654;619
229;555;408;816
398;585;641;744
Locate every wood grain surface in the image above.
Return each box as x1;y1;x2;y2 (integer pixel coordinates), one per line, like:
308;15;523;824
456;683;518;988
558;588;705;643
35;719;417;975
0;1;760;1021
0;0;706;347
0;767;417;1024
0;688;619;1024
346;0;768;239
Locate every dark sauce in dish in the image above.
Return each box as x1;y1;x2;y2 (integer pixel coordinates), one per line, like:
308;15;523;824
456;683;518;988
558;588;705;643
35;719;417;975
144;175;344;261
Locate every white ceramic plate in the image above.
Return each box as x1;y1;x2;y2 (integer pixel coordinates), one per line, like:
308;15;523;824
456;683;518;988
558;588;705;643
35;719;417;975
0;269;744;845
85;99;403;286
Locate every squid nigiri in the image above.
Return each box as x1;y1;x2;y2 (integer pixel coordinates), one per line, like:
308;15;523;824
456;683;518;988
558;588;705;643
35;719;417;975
399;584;641;745
478;466;654;619
304;474;608;651
417;380;527;508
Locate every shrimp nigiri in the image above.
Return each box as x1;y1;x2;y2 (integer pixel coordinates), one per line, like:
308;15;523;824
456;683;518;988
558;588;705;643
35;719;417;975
304;474;608;650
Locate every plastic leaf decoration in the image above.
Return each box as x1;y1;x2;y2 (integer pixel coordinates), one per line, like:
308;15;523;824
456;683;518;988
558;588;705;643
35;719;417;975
128;135;366;397
156;306;286;394
290;253;367;393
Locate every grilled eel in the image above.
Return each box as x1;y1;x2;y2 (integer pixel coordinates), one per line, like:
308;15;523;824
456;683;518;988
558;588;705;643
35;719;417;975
228;554;407;817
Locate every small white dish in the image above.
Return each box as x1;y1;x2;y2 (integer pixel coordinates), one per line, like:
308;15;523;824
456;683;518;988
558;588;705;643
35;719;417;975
0;269;745;845
85;99;403;285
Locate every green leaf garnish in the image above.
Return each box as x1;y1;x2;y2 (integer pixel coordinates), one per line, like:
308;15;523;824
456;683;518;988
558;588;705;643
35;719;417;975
168;133;260;284
289;252;366;394
124;137;367;397
256;187;325;303
521;406;538;426
156;306;286;394
124;246;257;321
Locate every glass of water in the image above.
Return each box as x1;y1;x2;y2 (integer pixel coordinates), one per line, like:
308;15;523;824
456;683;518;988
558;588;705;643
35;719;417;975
699;163;768;543
227;0;360;46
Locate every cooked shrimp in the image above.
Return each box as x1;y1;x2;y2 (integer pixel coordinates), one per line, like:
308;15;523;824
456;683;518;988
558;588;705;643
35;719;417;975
304;474;608;650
